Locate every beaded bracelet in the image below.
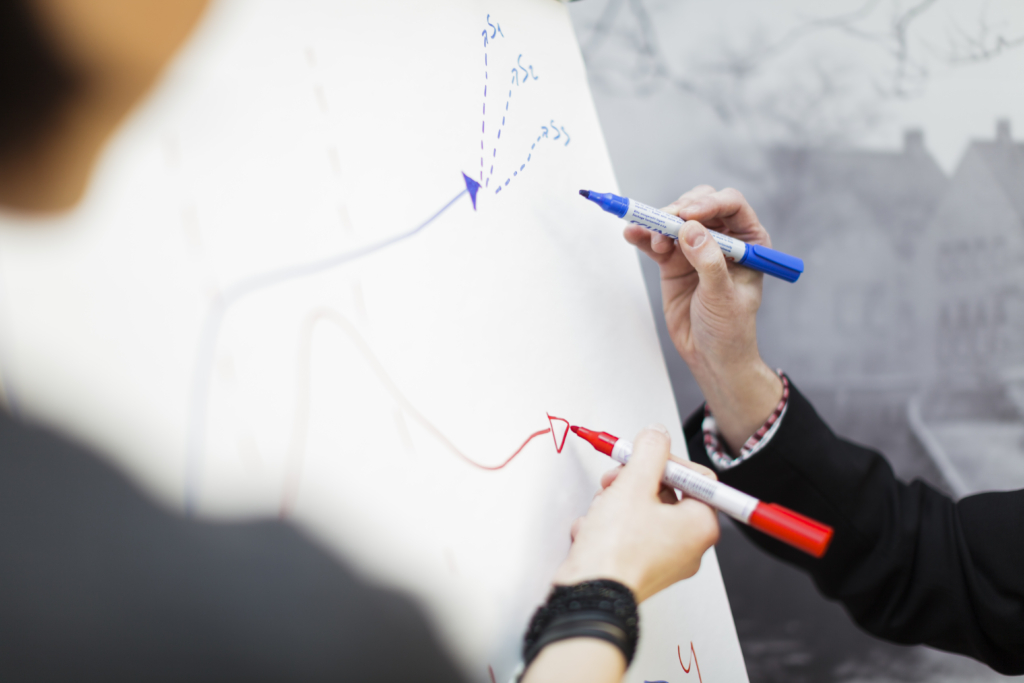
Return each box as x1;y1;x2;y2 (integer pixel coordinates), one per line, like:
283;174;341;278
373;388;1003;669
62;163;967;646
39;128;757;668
522;580;639;672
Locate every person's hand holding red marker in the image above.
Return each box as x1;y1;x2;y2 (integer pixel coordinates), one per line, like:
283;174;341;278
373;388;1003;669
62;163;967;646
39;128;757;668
570;425;833;558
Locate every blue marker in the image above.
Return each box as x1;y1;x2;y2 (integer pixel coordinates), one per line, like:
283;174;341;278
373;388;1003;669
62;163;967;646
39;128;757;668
579;190;804;283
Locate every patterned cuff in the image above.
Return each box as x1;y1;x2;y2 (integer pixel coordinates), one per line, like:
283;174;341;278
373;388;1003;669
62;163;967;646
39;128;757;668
702;371;789;471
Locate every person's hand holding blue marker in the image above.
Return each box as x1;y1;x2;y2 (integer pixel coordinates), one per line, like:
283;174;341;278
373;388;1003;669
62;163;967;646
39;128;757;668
622;184;1024;676
623;186;785;454
580;189;803;282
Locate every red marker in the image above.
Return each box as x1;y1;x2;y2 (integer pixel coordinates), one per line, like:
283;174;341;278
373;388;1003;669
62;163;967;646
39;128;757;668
571;426;833;558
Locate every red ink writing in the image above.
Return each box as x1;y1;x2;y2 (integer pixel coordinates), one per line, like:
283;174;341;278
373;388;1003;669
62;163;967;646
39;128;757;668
279;308;571;515
679;642;703;682
547;413;570;452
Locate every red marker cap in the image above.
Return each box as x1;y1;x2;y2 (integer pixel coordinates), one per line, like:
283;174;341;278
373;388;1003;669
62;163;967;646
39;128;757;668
748;502;834;558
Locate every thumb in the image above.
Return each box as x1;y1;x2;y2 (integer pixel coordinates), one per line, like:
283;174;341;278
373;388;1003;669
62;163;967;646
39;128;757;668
679;220;731;294
613;426;671;498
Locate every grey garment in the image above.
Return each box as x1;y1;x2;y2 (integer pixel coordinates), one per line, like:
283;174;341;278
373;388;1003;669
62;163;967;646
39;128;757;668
0;412;467;683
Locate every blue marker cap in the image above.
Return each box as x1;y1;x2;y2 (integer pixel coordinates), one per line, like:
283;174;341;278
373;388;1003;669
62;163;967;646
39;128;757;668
740;244;804;283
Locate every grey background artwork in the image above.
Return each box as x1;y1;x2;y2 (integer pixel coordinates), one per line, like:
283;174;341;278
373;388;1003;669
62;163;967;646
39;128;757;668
568;1;1024;681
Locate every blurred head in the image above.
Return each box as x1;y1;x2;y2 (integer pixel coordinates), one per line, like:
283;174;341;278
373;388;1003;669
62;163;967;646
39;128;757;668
0;0;208;212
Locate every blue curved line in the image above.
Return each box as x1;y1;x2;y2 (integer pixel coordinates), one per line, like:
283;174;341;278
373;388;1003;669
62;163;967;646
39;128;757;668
184;187;469;513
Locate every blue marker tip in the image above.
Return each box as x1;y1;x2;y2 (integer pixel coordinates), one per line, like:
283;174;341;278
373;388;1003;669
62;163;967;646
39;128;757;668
579;189;629;218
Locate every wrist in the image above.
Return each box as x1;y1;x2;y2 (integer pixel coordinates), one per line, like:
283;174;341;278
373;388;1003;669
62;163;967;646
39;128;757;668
552;561;643;602
690;358;782;454
522;580;639;677
520;637;626;683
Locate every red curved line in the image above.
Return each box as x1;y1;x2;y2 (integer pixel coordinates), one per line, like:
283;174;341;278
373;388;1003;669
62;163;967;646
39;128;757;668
280;309;568;515
471;428;552;471
471;413;572;471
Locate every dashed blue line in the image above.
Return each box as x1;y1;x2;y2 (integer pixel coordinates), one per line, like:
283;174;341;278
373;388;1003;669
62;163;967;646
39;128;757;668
480;47;488;182
492;122;568;195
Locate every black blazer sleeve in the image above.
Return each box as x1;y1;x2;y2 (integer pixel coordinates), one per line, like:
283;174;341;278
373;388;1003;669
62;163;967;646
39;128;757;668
686;381;1024;675
0;413;468;683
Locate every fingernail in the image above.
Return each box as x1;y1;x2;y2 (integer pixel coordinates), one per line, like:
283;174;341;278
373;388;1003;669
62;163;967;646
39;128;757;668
678;200;700;220
646;423;669;435
684;222;706;248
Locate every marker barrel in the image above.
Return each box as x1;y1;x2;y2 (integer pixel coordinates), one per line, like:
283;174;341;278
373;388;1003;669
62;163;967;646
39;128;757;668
610;439;758;522
575;428;833;558
622;199;803;283
580;190;805;283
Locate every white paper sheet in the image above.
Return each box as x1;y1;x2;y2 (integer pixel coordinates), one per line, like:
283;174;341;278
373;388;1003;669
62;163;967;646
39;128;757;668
0;2;747;680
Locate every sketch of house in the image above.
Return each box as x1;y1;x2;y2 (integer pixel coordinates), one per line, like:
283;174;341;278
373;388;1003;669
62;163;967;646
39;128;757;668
925;119;1024;384
757;121;1024;393
757;130;947;385
751;121;1024;497
907;120;1024;497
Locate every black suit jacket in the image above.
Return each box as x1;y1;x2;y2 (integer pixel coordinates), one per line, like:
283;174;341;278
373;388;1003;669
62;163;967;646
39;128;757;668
687;382;1024;675
0;412;467;683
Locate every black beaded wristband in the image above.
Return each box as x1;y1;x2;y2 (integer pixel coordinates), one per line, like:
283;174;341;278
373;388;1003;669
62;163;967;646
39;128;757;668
522;580;639;670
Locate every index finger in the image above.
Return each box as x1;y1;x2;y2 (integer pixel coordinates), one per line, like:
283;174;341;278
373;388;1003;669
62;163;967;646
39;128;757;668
623;225;696;280
669;185;717;212
676;188;770;247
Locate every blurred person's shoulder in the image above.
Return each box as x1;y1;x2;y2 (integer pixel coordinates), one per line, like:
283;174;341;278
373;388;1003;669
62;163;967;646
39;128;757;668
0;408;468;682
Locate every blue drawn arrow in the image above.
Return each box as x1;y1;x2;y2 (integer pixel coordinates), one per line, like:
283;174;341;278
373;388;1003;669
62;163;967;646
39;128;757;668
462;172;481;210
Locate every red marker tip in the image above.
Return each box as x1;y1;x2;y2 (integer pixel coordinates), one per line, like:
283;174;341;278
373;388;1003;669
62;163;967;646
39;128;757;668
569;425;618;456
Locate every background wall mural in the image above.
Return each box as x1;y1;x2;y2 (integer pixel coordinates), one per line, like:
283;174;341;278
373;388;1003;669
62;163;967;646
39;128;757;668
569;1;1024;680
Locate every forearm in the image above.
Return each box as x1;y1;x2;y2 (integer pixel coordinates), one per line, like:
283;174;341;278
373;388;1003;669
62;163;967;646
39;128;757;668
521;639;626;683
688;356;781;455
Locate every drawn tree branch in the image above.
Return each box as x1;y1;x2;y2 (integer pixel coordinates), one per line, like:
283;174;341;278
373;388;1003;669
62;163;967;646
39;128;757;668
939;2;1024;64
577;0;1024;146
